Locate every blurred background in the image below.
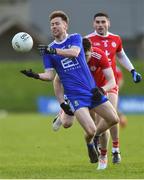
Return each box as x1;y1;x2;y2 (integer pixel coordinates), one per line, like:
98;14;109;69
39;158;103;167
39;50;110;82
0;0;144;114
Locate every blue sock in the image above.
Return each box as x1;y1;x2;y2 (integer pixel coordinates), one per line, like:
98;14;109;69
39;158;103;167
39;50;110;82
87;143;94;148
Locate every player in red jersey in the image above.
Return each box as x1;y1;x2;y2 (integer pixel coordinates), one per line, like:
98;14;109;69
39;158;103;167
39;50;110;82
84;38;116;94
86;12;142;166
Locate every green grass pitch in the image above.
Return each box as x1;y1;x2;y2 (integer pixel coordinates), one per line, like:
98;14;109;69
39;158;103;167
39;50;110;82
0;113;144;178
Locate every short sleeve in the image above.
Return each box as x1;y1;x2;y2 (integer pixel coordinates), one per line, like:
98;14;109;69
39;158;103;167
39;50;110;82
92;47;110;69
70;34;82;49
42;54;54;69
117;36;123;52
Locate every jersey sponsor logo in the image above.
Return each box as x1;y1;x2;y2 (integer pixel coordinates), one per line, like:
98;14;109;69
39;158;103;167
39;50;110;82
91;52;102;60
111;41;116;47
61;58;80;71
93;42;101;46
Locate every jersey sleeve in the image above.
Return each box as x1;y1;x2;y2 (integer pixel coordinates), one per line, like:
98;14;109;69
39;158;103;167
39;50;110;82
70;34;82;49
93;48;110;69
117;36;123;52
42;54;54;69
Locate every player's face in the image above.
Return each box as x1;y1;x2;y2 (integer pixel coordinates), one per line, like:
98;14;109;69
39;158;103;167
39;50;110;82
50;17;68;40
93;16;110;36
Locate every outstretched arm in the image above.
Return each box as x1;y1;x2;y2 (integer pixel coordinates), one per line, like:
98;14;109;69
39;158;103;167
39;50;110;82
56;46;80;58
20;69;55;81
38;45;80;58
117;49;134;72
117;49;142;83
39;69;55;81
38;34;82;58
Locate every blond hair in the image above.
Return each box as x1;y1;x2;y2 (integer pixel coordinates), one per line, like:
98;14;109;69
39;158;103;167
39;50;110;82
49;10;69;24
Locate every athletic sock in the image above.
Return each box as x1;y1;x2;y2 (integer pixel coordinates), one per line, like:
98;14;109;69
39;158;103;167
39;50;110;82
87;143;94;148
100;149;107;156
112;139;119;148
112;138;120;153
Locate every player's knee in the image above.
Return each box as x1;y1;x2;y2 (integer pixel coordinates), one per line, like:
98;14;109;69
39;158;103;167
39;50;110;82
87;126;96;138
111;114;119;126
115;113;120;123
63;122;73;128
101;131;108;138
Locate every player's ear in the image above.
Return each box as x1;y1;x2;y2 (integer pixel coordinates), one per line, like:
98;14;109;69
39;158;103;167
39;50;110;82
64;21;68;31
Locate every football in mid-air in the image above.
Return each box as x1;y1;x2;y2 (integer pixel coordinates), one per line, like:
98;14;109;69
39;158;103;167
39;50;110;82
12;32;33;52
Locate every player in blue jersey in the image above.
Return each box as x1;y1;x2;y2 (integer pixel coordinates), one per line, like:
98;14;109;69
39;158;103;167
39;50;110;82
21;10;119;165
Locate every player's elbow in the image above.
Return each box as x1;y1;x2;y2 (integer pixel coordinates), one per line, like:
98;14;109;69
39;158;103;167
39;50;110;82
40;72;54;81
45;70;55;81
74;51;80;57
70;52;79;58
47;74;55;81
111;79;116;89
44;74;54;81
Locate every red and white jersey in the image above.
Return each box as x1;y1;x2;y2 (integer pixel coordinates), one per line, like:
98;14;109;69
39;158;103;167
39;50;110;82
86;31;123;84
88;47;110;87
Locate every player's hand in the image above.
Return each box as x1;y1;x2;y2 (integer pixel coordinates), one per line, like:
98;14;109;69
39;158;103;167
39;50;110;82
60;102;74;116
131;69;142;83
38;45;57;55
20;69;39;79
91;87;106;102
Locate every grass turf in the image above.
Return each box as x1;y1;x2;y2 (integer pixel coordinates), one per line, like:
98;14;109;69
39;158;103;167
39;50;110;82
0;113;144;178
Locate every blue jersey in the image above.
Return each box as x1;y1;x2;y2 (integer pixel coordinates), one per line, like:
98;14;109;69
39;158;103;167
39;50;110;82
42;33;108;111
43;33;96;96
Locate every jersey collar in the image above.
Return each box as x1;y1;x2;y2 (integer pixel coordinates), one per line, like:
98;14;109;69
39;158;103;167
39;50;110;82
94;31;110;37
54;34;69;44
